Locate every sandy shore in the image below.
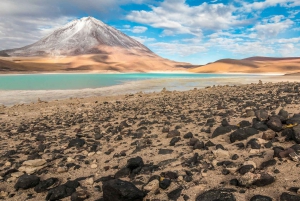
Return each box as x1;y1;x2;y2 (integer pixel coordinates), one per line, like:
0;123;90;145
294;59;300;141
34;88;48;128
1;79;300;201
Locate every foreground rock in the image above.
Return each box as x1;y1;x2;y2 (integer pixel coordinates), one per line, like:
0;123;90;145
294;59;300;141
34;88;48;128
196;189;236;201
102;179;145;201
0;81;300;200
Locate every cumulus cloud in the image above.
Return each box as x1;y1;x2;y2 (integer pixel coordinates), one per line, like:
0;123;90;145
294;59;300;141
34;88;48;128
241;0;299;12
126;0;249;36
251;16;293;38
150;42;207;57
132;26;148;33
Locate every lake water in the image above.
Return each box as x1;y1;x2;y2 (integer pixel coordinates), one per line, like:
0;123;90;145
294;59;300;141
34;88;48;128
0;73;260;90
0;73;279;106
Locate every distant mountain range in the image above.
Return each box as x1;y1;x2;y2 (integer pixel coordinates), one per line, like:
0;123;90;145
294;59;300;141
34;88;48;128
191;56;300;74
0;17;194;72
0;17;299;74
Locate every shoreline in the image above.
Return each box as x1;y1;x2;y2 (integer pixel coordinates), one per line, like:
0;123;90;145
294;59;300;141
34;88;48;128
1;75;300;107
0;74;292;107
0;81;300;200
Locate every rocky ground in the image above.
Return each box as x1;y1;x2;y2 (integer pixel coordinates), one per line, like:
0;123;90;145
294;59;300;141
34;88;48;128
1;81;300;201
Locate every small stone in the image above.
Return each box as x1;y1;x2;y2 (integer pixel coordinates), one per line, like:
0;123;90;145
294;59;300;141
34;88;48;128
262;131;276;140
167;187;183;200
14;174;40;190
143;179;159;192
250;195;272;201
196;189;236;201
159;178;171;189
85;177;94;185
22;159;46;167
213;149;230;158
260;159;277;169
34;178;59;193
255;110;268;121
57;167;68;173
267;116;283;132
280;192;300;201
90;164;98;169
158;149;174;154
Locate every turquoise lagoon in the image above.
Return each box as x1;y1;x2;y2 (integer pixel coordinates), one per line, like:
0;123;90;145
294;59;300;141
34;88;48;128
0;73;270;106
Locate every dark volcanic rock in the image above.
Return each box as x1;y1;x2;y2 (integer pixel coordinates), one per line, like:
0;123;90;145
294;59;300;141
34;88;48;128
278;109;289;121
250;195;272;201
158;149;174;154
247;138;261;149
255;110;268;121
114;167;131;179
253;173;275;187
159;178;171;189
15;174;40;190
127;156;144;171
212;126;233;138
260;159;277;169
267;116;282;132
170;137;181;146
183;132;193;139
34;178;59;193
280;192;300;201
238;165;255;175
238;120;251;128
253;120;268;131
102;179;145;201
68;138;85;148
46;180;79;201
230;128;259;143
167;130;180;138
167;187;183;200
292;125;300;144
195;189;236;201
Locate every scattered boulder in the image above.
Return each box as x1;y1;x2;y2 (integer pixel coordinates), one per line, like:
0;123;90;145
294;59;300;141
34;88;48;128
46;180;80;201
250;195;272;201
280;192;300;201
255;110;268;121
102;179;145;201
195;189;236;201
14;174;40;190
212;126;232;138
230;128;259;143
267;116;282;132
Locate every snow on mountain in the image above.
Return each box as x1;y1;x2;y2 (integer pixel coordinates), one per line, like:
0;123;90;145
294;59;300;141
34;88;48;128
4;17;152;57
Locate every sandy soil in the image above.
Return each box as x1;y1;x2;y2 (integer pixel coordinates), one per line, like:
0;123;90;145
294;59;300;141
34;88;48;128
191;58;300;74
1;78;300;201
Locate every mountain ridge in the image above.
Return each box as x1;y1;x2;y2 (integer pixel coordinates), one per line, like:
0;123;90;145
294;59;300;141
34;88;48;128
3;17;153;57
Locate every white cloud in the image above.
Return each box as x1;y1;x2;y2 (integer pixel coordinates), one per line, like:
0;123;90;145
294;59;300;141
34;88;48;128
150;42;207;57
126;1;249;36
132;26;148;33
241;0;299;12
130;36;156;43
279;43;298;56
251;16;293;38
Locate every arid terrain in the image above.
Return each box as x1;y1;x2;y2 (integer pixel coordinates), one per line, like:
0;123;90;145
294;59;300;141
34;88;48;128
0;47;194;73
191;57;300;74
1;80;300;201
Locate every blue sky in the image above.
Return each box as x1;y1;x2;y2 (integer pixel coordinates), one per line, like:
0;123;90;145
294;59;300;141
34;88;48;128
0;0;299;64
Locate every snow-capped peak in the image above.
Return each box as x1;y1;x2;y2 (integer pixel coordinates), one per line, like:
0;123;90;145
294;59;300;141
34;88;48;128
4;17;152;57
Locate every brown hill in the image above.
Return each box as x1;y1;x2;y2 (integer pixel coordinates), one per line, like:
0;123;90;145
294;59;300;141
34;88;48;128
190;57;300;74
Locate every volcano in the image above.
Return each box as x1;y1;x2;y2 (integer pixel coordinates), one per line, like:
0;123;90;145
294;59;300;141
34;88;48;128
0;17;193;72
